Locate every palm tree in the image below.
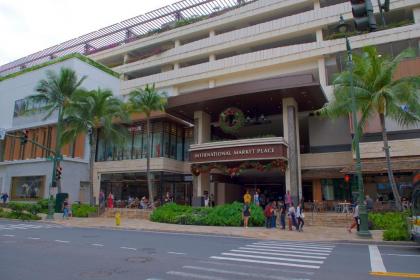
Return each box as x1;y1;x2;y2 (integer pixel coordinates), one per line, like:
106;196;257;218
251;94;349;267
62;89;128;205
128;84;167;208
26;67;87;193
319;46;420;211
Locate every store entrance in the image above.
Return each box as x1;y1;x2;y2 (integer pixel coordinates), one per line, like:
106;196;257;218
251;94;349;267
232;169;285;206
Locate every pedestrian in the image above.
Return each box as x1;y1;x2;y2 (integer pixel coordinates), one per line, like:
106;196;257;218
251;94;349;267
107;192;114;208
280;203;286;230
243;190;252;204
62;198;69;219
264;202;273;228
253;189;260;206
348;203;360;233
1;192;9;205
288;203;297;230
204;193;210;207
365;195;373;212
296;202;305;232
285;190;292;209
210;194;215;207
271;201;277;228
242;202;251;228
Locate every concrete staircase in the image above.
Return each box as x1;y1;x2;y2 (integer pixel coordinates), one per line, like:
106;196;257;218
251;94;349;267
102;208;152;220
306;212;353;228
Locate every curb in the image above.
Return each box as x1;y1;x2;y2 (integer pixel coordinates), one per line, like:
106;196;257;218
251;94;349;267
37;220;415;245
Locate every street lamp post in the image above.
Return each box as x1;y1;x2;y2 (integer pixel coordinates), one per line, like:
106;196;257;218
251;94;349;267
337;15;371;238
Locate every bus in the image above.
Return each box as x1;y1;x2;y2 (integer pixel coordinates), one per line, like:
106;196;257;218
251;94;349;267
411;172;420;243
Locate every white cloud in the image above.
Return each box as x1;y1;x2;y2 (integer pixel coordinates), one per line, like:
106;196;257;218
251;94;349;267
0;0;178;65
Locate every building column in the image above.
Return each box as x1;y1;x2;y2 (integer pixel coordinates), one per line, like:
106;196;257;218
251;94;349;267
314;0;320;9
414;7;420;23
318;57;327;87
312;179;322;202
123;53;131;64
282;97;302;205
92;170;100;205
209;29;216;37
174;39;181;48
193;111;211;199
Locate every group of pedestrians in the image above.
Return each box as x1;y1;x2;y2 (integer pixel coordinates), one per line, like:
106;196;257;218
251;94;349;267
242;189;305;231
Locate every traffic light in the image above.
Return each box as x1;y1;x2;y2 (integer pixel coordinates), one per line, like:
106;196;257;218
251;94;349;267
20;129;29;144
350;0;377;32
56;165;62;181
344;174;351;183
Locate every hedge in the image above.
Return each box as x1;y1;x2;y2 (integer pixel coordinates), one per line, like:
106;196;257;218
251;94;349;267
150;202;265;227
0;203;41;221
71;204;97;217
369;212;410;241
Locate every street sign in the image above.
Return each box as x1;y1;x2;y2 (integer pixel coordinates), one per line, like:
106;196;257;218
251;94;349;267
0;128;5;140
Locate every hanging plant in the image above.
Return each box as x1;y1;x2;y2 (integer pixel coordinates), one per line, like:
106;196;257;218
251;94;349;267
219;107;245;135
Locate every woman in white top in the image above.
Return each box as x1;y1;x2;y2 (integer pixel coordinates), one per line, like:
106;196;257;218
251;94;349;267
288;203;297;230
296;203;304;232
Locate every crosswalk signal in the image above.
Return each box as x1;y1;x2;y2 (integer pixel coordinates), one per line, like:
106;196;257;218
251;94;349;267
56;165;62;181
350;0;377;32
20;129;29;145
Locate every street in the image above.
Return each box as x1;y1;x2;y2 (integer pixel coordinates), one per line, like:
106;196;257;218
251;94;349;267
0;220;419;280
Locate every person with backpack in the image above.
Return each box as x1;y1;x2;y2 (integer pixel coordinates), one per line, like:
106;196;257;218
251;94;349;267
264;202;273;228
242;203;251;228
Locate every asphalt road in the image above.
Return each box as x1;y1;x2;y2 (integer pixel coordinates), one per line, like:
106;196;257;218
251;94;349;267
0;220;419;280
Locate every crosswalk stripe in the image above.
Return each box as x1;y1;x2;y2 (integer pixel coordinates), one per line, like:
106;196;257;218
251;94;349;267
230;249;327;259
245;244;332;253
238;247;330;256
256;241;335;247
251;243;333;251
198;260;315;276
167;271;228;280
183;265;310;280
255;242;335;249
210;256;320;269
221;253;323;264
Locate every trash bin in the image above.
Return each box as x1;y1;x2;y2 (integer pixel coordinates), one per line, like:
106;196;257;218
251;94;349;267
55;193;69;213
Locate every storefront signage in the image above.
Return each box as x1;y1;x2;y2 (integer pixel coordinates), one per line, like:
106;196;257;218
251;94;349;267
190;143;287;163
128;125;142;133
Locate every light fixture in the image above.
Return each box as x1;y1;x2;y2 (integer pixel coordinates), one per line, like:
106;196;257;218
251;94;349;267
337;15;349;34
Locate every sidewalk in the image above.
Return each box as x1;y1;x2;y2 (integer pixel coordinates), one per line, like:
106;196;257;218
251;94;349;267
46;217;385;242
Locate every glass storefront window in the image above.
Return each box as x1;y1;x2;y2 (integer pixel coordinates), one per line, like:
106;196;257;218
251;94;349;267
96;119;190;162
11;176;45;200
321;179;335;200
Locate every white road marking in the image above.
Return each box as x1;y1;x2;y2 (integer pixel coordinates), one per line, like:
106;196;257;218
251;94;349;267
91;243;104;247
27;237;40;240
238;247;330;256
230;249;326;259
245;244;332;253
199;260;315;276
2;234;15;237
257;241;335;247
210;256;320;269
369;245;386;273
54;240;70;243
120;246;137;251
255;242;335;249
221;253;323;264
167;251;186;255
386;253;420;257
183;265;310;280
167;271;227;280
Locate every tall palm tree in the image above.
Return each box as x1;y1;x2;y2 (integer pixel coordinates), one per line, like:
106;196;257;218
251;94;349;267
26;67;87;193
319;46;420;211
62;89;128;205
128;84;167;208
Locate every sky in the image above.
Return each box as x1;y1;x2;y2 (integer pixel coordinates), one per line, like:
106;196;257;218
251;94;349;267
0;0;178;65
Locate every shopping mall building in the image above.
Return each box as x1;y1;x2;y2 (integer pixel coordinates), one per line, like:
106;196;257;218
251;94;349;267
0;0;419;206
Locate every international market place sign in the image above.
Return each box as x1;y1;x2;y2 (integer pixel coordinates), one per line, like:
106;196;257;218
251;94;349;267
189;143;287;164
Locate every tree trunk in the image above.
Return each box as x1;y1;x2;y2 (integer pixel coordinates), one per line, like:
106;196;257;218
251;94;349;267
146;117;154;208
379;113;402;211
89;130;97;206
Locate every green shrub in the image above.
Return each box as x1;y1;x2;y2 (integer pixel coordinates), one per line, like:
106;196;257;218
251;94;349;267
369;212;410;241
71;204;97;217
150;202;265;227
